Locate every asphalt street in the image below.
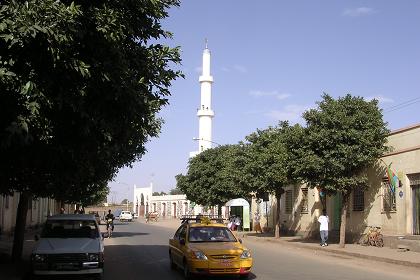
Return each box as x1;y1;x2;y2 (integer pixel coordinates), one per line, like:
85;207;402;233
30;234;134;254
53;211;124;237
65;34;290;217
101;220;420;280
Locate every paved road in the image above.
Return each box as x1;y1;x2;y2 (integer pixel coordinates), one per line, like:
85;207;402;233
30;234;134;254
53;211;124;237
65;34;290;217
102;221;420;280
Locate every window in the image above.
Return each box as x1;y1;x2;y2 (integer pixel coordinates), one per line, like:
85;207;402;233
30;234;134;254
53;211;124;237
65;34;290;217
353;188;364;211
382;179;396;212
285;190;293;214
301;188;308;214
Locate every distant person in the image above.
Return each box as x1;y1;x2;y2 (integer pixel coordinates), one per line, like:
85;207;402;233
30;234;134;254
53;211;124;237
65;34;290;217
318;209;329;246
195;213;203;223
60;207;65;214
228;214;235;230
234;216;241;231
105;209;115;237
253;212;262;234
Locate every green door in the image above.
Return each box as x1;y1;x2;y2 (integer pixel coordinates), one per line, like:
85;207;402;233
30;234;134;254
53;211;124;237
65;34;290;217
413;186;420;235
332;193;342;230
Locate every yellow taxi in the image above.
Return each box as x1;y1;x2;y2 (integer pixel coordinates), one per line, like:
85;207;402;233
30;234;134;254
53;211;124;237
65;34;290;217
169;217;253;279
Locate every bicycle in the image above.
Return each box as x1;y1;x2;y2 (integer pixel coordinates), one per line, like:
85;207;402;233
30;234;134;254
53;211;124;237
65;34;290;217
106;219;114;238
360;226;383;247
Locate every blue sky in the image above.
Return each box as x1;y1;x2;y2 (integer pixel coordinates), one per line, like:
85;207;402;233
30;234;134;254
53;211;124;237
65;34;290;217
108;0;420;203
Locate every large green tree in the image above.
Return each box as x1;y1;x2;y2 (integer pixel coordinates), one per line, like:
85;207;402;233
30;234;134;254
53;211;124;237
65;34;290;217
287;94;389;247
242;121;298;238
176;145;249;215
0;0;182;260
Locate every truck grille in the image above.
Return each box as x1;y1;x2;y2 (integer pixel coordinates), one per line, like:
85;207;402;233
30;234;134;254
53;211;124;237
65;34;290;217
49;253;88;263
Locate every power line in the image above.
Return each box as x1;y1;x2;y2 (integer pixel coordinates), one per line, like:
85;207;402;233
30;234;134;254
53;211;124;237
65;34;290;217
383;97;420;113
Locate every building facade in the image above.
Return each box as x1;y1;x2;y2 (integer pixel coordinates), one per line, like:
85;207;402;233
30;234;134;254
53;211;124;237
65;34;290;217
133;183;229;219
252;123;420;240
0;192;75;235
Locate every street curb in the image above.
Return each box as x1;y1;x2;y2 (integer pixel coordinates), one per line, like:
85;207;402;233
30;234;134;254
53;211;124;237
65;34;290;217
242;235;420;268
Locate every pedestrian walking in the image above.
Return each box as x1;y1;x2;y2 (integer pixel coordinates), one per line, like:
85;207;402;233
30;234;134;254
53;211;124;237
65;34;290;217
318;209;329;246
253;212;262;233
234;216;241;231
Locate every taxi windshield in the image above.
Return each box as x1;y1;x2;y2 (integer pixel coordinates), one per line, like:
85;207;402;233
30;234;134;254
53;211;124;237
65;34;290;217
188;227;237;243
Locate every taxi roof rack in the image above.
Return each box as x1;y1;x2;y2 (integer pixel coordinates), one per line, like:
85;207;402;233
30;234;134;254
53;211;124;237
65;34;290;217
180;214;225;224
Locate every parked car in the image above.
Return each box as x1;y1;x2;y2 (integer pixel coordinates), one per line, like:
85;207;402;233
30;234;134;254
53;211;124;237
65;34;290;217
132;213;139;219
169;217;252;279
31;214;104;280
114;209;122;220
120;211;133;222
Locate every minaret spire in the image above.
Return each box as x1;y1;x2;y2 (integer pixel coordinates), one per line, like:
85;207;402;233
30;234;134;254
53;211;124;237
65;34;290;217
190;41;215;157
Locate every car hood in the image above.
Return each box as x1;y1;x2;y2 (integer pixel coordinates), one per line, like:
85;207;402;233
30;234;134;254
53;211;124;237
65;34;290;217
189;242;246;255
34;238;101;254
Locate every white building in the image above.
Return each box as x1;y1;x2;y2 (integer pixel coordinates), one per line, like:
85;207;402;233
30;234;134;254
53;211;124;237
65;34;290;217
133;183;228;219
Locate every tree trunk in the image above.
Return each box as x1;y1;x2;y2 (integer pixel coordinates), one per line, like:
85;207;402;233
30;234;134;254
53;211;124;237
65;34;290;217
274;191;282;238
217;204;222;217
12;192;31;261
339;193;350;248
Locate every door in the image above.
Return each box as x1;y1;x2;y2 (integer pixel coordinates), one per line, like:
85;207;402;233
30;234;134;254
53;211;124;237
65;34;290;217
170;224;187;266
413;186;420;235
332;193;342;231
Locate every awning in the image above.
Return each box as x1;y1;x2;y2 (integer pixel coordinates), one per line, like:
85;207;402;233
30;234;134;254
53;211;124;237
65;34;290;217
225;198;249;207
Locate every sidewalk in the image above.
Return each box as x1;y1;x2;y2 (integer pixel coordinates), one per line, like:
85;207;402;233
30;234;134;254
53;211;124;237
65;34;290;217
0;230;39;280
143;218;420;268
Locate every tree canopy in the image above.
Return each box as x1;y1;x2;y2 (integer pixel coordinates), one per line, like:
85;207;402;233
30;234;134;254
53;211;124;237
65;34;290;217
287;93;389;246
0;0;182;199
176;145;249;210
242;121;298;237
0;0;182;260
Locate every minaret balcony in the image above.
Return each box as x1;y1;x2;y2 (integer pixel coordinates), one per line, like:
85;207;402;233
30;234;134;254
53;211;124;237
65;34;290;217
197;109;214;117
199;75;214;83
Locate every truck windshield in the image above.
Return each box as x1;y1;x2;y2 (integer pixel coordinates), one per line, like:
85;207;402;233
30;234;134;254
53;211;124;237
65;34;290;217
41;220;99;238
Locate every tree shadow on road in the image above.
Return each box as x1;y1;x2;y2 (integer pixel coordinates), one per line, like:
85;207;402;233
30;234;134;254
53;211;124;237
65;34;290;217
108;231;149;238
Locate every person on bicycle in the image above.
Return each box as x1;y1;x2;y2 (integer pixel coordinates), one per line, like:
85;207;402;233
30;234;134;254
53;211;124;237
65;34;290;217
105;210;115;236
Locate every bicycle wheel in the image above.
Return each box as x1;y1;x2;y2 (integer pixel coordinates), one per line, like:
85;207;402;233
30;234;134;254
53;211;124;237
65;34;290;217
360;234;369;246
376;234;384;247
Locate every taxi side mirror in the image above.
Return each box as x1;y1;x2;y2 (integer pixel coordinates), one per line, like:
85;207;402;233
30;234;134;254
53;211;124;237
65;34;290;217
180;239;186;246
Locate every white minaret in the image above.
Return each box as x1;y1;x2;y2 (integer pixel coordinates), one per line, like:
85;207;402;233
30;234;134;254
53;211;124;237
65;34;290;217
190;40;214;157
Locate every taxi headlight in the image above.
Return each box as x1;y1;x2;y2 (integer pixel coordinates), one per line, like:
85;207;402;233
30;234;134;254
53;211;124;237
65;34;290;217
33;254;47;262
192;251;208;260
87;253;99;262
240;250;251;259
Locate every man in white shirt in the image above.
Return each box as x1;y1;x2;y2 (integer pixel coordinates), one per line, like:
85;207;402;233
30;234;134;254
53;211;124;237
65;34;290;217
318;209;329;246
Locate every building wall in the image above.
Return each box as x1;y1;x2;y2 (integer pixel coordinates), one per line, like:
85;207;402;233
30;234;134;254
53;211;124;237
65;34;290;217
0;192;74;235
250;123;420;240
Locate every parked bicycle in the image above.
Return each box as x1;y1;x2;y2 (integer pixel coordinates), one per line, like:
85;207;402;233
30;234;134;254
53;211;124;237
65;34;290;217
360;226;384;247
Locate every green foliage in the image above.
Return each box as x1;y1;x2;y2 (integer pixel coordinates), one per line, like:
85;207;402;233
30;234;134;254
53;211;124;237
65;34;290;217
242;121;296;196
152;191;166;196
169;188;183;195
287;93;389;195
0;0;182;203
176;145;249;207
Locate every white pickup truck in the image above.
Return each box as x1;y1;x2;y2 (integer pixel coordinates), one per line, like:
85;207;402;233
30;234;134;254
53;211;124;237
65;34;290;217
120;211;133;222
31;214;104;279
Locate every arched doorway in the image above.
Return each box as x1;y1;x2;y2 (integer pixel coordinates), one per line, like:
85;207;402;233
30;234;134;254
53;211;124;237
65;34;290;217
162;203;166;217
172;203;177;218
184;202;188;215
139;193;145;216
